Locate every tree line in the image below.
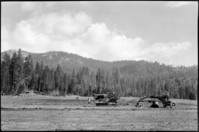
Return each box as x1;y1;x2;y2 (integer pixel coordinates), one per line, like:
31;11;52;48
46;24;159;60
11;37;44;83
1;49;197;100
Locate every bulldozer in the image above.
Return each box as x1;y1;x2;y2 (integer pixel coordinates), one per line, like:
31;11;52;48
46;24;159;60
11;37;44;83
93;92;120;106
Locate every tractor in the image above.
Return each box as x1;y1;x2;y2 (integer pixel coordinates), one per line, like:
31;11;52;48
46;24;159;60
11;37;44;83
135;95;177;108
93;92;120;106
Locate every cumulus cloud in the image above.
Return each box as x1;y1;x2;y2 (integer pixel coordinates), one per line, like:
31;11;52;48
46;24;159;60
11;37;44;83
1;12;192;62
12;20;51;52
166;2;191;8
1;26;12;51
29;12;92;37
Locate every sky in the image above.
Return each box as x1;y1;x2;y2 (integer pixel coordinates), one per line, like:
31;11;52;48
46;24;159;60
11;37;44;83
1;1;198;66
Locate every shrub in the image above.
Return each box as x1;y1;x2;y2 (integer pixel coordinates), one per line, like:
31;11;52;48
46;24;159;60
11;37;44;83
49;90;60;96
189;92;196;100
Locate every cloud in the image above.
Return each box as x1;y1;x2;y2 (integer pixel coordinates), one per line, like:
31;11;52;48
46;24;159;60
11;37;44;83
29;12;92;37
166;2;191;8
144;41;191;59
20;2;56;12
1;12;192;62
12;20;51;52
1;26;12;51
21;2;38;11
1;12;92;52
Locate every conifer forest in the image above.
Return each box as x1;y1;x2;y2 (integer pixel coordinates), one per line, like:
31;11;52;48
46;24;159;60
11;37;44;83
1;49;198;100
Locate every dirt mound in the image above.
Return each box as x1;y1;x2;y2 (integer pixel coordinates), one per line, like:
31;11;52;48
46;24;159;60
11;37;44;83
117;98;138;106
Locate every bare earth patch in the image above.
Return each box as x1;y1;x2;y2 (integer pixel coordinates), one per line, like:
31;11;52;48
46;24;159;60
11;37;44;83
1;95;198;131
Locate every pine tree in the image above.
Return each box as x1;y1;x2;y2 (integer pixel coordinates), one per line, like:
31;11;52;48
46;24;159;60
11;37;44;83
96;68;101;94
63;73;68;96
23;54;33;91
112;67;120;93
9;52;22;95
68;69;76;94
1;62;2;94
90;72;96;94
1;53;11;94
39;61;44;92
42;65;48;93
55;64;62;92
50;68;55;92
16;48;24;93
34;61;40;92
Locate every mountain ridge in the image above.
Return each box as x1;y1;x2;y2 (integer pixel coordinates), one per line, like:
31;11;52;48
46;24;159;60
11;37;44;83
1;49;197;74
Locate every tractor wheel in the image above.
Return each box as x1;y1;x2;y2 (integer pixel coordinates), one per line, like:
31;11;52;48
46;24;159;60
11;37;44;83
170;102;176;108
138;102;143;108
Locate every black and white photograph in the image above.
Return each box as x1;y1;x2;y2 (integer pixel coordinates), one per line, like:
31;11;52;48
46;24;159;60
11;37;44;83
1;1;198;131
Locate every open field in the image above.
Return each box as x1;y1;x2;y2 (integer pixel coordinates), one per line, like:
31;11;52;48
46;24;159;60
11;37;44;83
1;95;198;131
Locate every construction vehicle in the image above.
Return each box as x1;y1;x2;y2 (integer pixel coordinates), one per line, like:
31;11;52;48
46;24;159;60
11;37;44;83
135;95;176;108
93;92;120;106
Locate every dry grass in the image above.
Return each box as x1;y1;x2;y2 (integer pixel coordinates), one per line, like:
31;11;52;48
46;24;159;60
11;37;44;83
1;95;197;131
1;95;197;110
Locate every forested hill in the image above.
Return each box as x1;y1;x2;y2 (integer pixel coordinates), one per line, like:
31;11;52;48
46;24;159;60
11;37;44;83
1;49;198;100
2;49;195;73
1;49;137;73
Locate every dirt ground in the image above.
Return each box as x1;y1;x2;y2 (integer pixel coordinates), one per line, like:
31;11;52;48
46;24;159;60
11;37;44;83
1;95;198;131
